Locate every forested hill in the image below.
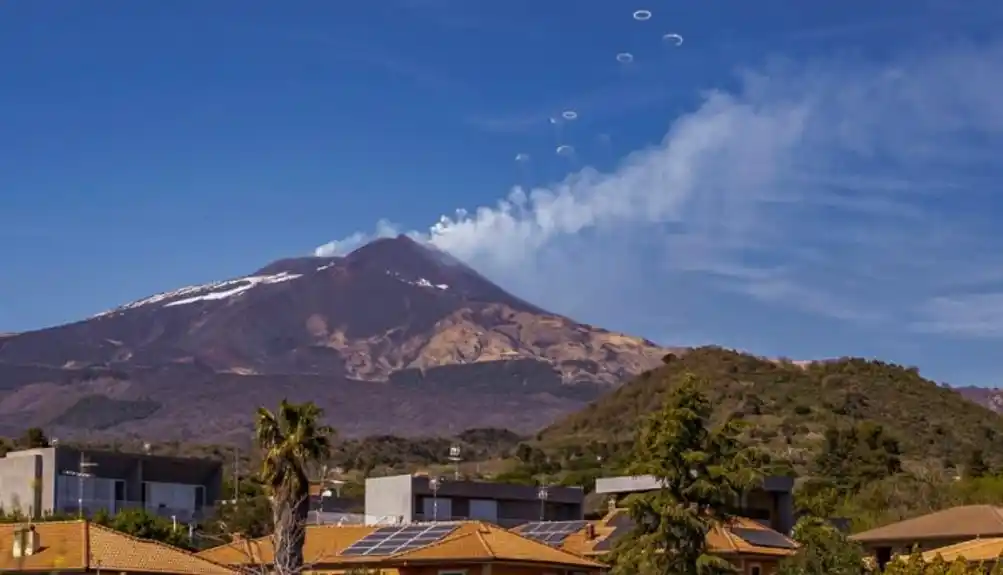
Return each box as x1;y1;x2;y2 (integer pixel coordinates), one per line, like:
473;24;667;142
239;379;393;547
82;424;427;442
538;347;1003;468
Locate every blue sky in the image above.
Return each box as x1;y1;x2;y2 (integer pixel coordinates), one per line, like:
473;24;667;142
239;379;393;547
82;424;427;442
3;0;1003;386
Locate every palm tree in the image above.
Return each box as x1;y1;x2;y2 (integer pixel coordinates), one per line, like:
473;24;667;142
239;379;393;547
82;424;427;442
255;399;334;574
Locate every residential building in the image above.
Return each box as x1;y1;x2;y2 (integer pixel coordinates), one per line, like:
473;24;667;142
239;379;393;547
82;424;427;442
851;505;1003;569
363;474;584;527
537;507;798;575
198;520;605;574
594;474;796;535
0;520;235;574
0;446;223;521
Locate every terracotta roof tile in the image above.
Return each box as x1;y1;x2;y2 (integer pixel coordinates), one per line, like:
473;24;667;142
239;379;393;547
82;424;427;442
562;509;797;558
852;506;1003;543
200;522;603;569
198;524;377;566
394;523;603;568
917;537;1003;563
0;521;235;574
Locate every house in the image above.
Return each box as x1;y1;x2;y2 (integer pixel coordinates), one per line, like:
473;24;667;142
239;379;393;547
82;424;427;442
0;520;235;574
850;505;1003;569
593;474;796;535
364;474;584;527
0;445;223;521
198;520;606;575
514;508;798;575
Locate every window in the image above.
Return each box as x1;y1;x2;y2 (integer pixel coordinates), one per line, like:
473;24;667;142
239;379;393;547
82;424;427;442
749;564;762;575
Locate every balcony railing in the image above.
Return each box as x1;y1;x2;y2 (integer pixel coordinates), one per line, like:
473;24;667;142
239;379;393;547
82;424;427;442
56;499;213;522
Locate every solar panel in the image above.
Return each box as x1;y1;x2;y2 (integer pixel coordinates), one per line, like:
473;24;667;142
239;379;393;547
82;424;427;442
731;527;798;550
517;520;589;545
340;524;459;556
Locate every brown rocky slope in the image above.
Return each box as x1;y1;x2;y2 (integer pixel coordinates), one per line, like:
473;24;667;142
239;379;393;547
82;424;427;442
0;236;671;441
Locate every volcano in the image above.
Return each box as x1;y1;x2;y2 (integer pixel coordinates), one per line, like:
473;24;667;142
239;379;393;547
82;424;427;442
0;236;671;441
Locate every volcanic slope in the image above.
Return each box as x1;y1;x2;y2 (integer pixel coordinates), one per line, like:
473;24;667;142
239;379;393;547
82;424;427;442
0;236;670;440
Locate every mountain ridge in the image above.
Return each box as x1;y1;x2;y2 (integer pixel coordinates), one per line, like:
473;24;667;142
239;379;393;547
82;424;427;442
0;236;671;440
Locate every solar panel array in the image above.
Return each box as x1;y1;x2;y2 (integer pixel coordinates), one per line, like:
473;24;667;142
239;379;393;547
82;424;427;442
731;527;798;550
340;524;458;556
517;520;589;545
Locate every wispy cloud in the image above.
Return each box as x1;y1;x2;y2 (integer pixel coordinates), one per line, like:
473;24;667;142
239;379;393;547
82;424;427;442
316;40;1003;341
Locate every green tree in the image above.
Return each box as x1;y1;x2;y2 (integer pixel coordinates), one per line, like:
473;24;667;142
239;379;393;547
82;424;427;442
964;449;990;479
813;422;902;493
607;373;761;575
17;427;49;449
256;400;333;574
778;516;864;575
94;507;191;548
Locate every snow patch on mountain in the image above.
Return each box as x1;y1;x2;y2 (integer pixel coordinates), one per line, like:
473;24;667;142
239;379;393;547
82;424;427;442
92;272;302;318
384;270;448;291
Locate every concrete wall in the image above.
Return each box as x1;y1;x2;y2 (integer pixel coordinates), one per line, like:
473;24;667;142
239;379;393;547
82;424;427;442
365;475;414;525
0;452;46;517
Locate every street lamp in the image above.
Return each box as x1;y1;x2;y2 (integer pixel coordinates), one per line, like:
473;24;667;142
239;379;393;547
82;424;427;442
63;453;98;519
429;477;441;522
537;485;549;521
447;445;463;480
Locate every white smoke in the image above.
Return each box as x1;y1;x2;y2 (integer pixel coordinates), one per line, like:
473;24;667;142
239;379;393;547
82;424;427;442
314;41;1003;343
315;219;402;257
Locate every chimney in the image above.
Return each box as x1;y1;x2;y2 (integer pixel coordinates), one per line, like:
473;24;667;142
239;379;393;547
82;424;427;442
585;523;596;540
12;525;40;557
606;497;617;514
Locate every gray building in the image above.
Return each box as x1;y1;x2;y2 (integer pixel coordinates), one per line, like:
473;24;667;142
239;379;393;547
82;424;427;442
594;474;796;535
364;474;584;527
0;446;223;522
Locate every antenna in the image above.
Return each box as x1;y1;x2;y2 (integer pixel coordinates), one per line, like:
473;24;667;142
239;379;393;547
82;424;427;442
447;445;463;480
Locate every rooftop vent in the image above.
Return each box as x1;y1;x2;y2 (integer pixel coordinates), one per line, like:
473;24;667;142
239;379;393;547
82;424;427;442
12;525;39;557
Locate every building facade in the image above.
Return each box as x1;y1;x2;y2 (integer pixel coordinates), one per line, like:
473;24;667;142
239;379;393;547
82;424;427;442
594;474;796;535
364;474;584;527
0;446;223;521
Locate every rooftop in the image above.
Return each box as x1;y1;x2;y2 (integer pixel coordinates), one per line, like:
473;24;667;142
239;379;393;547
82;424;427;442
0;521;235;574
916;537;1003;563
851;505;1003;543
198;521;604;569
547;509;799;558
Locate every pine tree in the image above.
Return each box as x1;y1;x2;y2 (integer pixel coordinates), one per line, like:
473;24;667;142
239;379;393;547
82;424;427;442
608;373;761;575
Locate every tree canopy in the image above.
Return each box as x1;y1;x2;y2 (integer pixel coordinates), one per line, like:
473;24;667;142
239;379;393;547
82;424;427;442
608;373;761;575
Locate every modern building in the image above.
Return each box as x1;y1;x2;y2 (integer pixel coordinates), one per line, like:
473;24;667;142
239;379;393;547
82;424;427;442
594;474;796;535
363;474;584;527
0;446;223;522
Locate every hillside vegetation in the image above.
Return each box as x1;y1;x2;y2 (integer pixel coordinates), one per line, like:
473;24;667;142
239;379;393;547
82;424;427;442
539;347;1003;468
